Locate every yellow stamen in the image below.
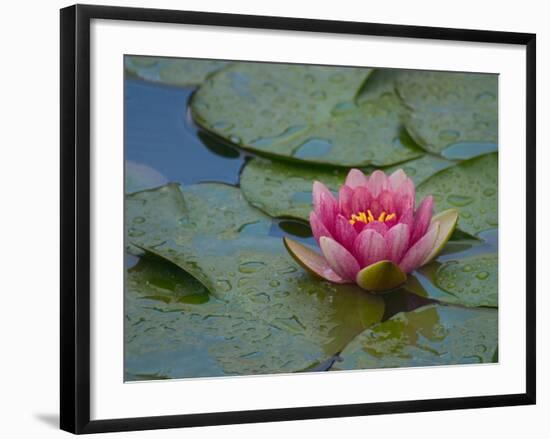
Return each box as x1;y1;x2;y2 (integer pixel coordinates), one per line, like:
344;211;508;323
348;210;397;225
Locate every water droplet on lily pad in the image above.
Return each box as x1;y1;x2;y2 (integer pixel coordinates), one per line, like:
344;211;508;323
331;101;355;115
238;261;267;274
476;271;490;280
447;194;474;207
128;228;145;238
439;129;461;142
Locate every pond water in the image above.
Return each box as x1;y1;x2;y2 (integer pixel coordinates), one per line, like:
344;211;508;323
125;76;498;378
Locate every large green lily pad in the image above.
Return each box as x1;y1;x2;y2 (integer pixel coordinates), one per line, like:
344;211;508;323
337;304;498;370
126;183;386;371
125;56;229;87
396;71;498;154
125;255;367;379
416;153;498;236
192;63;422;167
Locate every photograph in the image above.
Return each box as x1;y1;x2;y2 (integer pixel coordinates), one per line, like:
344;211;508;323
124;56;499;381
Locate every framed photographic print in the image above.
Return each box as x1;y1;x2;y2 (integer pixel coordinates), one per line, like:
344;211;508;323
60;4;536;434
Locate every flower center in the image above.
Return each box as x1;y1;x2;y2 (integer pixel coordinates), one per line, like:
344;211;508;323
349;210;396;225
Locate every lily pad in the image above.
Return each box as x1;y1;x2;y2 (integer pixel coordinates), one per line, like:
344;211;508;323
416;153;498;236
384;154;456;186
240;158;346;220
405;256;498;308
125;56;229;87
396;71;498;154
126;183;386;365
125;256;348;379
240;155;454;222
434;253;498;307
192;63;422;166
355;68;410;104
337;304;498;370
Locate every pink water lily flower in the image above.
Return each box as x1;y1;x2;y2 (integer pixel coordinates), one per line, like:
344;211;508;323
284;168;458;292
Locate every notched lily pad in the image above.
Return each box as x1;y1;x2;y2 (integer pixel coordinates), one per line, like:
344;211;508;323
338;304;498;370
396;71;498;154
192;63;422;166
125;55;229;87
416;153;498;236
126;183;387;375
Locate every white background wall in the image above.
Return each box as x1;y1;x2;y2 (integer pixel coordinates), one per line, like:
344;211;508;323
0;0;546;437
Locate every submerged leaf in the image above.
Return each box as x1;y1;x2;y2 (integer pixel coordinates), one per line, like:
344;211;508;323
125;160;167;193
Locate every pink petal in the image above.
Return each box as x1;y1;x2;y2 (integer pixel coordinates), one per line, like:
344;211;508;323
338;185;354;218
334;214;358;251
345;168;368;188
399;222;440;273
362;221;389;236
367;170;388;198
394;179;416;216
411;195;434;244
351;186;372;215
398;206;414;230
388;169;407;191
319;237;361;282
377;190;395;214
313;181;337;229
283;237;347;283
310;211;332;244
396;177;415;200
353;229;387;268
385;223;410;264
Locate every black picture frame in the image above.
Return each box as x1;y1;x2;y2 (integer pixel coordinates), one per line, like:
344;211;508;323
60;4;536;434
